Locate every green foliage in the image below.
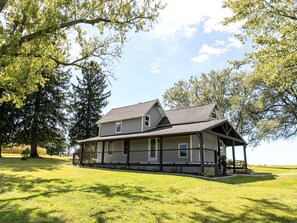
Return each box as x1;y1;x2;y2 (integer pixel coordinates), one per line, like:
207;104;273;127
0;89;20;157
223;0;297;90
202;171;214;177
69;61;111;145
15;69;70;157
223;0;297;141
163;69;260;143
21;148;30;160
0;0;164;105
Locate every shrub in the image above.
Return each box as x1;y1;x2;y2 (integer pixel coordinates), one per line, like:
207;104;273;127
170;167;178;173
202;171;214;177
21;148;30;160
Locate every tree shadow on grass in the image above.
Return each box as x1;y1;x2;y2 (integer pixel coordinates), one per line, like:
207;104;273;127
0;157;68;171
189;197;297;223
0;172;171;222
0;202;66;223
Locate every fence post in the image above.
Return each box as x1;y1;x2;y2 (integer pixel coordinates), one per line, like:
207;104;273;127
214;150;218;176
126;140;130;167
80;143;85;165
101;141;105;165
199;132;204;174
232;140;236;173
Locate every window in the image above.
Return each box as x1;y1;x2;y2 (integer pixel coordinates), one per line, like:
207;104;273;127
211;112;217;119
148;138;157;160
144;115;150;127
115;121;122;133
107;141;113;155
123;140;129;155
178;143;188;158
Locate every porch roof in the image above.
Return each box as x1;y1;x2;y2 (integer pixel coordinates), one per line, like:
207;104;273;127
78;119;247;146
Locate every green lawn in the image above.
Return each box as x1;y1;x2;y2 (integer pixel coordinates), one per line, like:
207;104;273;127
0;157;296;223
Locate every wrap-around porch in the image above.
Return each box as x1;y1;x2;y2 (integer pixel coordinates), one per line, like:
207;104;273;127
74;120;248;175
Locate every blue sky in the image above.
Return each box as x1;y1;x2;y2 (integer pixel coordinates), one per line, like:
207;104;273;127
84;0;297;165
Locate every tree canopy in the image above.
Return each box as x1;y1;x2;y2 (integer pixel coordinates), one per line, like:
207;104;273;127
163;69;261;145
223;0;297;141
15;69;70;157
223;0;297;90
0;0;164;106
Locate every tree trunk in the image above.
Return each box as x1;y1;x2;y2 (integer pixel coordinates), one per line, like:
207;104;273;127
0;143;2;158
30;90;41;158
30;141;39;157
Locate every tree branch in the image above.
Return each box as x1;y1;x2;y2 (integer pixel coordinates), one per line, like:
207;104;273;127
0;0;8;13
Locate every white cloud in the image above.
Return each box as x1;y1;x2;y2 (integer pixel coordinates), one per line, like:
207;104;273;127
183;26;197;38
214;40;225;46
199;44;228;56
152;0;242;37
149;58;162;74
191;36;244;64
227;36;243;48
191;54;210;63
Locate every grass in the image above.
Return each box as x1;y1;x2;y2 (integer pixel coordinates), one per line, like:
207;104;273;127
0;157;296;223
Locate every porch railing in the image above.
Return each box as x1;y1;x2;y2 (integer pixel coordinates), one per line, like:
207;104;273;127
73;147;219;174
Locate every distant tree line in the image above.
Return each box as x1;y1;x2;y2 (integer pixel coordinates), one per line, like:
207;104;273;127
0;61;110;157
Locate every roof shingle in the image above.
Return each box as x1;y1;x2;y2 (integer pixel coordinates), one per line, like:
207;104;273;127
158;103;217;125
98;99;159;123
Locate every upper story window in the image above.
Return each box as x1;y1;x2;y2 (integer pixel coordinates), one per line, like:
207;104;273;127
211;112;217;119
144;115;150;127
115;121;122;133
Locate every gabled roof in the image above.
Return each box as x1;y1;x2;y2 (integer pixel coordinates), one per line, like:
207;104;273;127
158;103;217;125
98;99;160;124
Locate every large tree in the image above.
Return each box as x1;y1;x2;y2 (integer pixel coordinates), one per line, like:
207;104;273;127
0;90;19;157
69;61;111;146
15;70;70;157
0;0;164;106
163;69;260;144
223;0;297;140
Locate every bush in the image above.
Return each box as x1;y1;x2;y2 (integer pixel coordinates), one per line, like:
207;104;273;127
170;167;178;173
21;148;30;160
202;171;214;177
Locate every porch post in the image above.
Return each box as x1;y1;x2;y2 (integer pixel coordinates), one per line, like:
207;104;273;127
243;144;247;171
159;137;163;171
232;140;236;173
199;132;204;174
217;136;221;170
126;140;130;167
80;143;85;165
101;141;105;165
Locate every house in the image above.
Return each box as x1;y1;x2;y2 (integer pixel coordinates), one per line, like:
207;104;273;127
75;99;247;175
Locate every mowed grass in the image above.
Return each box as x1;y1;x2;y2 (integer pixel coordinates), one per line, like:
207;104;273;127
0;157;296;223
